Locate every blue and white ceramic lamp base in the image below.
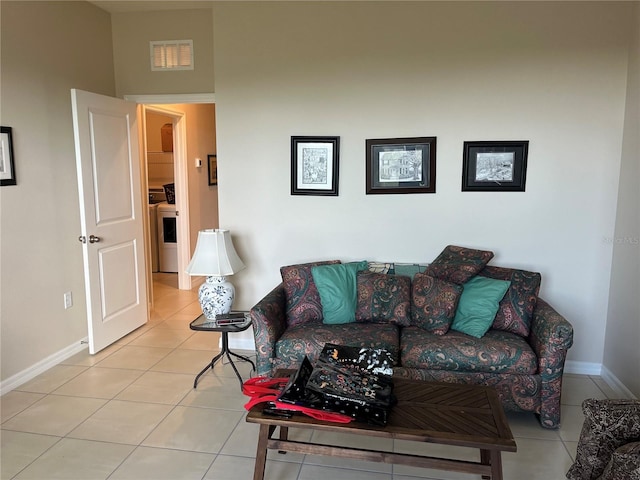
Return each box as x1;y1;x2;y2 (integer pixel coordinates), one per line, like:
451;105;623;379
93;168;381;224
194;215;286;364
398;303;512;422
199;276;235;319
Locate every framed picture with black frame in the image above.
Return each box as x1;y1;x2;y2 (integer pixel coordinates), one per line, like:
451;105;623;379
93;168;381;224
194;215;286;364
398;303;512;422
291;136;339;196
207;154;217;186
366;137;436;194
1;126;16;186
462;141;529;192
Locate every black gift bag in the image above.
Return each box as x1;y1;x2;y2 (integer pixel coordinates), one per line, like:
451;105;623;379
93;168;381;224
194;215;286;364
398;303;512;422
279;344;396;426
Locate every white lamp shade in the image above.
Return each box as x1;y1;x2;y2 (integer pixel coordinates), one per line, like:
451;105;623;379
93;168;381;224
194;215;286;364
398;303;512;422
185;229;245;276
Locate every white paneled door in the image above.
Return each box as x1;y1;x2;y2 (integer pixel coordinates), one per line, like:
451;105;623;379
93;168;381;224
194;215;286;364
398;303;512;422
71;89;148;354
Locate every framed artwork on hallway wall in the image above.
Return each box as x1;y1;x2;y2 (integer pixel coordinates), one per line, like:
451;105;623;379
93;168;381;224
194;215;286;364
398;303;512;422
208;154;217;186
0;126;16;186
291;136;340;196
462;141;529;192
366;136;436;194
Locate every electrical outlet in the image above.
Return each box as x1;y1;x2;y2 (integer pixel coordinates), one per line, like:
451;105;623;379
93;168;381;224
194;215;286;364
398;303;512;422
64;291;73;309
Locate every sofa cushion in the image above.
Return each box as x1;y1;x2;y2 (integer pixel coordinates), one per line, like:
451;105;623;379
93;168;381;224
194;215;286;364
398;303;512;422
281;260;341;327
479;266;541;337
567;398;640;480
450;276;511;338
311;261;369;325
411;273;462;335
355;271;411;326
425;245;494;285
275;320;400;367
400;327;537;375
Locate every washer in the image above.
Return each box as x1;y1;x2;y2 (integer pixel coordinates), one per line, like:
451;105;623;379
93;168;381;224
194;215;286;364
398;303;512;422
157;202;178;273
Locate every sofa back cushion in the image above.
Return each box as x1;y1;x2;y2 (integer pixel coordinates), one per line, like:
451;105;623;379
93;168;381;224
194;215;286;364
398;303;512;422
355;271;411;326
411;273;462;335
311;261;369;325
425;245;494;285
281;260;341;327
479;265;541;337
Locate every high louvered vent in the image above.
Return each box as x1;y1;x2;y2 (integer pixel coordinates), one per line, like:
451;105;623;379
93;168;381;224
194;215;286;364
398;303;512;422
150;40;193;71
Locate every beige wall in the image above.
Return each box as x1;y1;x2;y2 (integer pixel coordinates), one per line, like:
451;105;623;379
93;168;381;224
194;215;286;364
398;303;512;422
603;2;640;397
111;9;215;96
0;1;115;381
212;1;635;368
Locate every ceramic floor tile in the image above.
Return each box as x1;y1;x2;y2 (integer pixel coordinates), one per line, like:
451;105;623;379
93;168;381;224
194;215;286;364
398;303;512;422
506;411;561;440
1;395;106;436
565;440;578;461
179;374;247;410
141;405;244;453
0;430;61;479
590;376;619;399
149;348;221;374
502;437;573;480
67;399;173;445
557;404;586;442
299;464;392;480
16;365;88;394
52;367;143;399
59;344;122;367
0;390;45;422
392;440;479;479
128;327;195;349
305;429;393;473
115;371;194;404
562;374;608;406
220;420;311;463
108;445;214;480
177;330;221;350
205;454;302;480
95;345;173;370
12;437;135;480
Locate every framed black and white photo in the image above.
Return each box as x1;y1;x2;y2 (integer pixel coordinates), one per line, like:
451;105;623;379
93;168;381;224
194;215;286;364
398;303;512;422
291;136;339;196
0;126;16;186
462;141;528;192
207;154;217;186
366;137;436;194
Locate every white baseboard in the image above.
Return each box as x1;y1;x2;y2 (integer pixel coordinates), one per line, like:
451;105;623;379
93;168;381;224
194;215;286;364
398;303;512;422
565;360;602;376
227;337;256;351
601;365;638;399
0;338;88;396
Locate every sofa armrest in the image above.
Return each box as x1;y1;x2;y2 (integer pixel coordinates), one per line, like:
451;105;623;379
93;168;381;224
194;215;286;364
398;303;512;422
529;298;574;371
250;283;287;376
528;298;574;428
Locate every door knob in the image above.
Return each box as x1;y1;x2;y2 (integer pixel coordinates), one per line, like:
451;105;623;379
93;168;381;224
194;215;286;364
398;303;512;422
89;235;101;243
78;235;86;244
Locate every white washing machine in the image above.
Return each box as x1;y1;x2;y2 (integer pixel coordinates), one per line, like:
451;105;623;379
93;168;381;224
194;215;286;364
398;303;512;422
157;202;178;273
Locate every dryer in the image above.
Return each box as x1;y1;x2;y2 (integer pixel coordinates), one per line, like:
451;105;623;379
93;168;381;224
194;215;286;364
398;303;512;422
157;202;178;273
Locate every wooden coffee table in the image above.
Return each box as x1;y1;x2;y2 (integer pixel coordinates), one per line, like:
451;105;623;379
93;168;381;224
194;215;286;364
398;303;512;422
246;371;516;480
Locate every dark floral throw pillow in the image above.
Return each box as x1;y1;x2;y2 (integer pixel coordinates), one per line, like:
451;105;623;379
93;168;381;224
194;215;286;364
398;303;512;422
280;260;340;327
355;271;411;326
411;273;463;335
425;245;494;285
479;265;541;337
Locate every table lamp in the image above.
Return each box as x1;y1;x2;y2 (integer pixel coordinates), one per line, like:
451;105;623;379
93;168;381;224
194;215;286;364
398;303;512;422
186;229;246;320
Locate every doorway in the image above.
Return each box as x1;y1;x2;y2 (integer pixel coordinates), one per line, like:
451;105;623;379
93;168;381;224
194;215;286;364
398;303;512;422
126;93;219;309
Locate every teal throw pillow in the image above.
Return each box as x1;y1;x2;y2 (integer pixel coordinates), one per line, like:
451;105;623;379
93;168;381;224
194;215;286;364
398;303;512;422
451;276;511;338
311;261;369;325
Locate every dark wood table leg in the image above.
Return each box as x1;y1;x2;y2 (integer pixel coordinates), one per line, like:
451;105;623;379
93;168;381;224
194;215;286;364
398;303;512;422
253;424;270;480
277;426;289;454
490;449;503;480
481;449;503;480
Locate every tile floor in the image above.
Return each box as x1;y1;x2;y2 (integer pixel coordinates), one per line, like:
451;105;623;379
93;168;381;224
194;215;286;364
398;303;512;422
1;274;616;480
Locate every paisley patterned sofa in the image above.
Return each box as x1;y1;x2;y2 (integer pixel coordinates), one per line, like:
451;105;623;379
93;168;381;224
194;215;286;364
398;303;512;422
250;246;574;428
